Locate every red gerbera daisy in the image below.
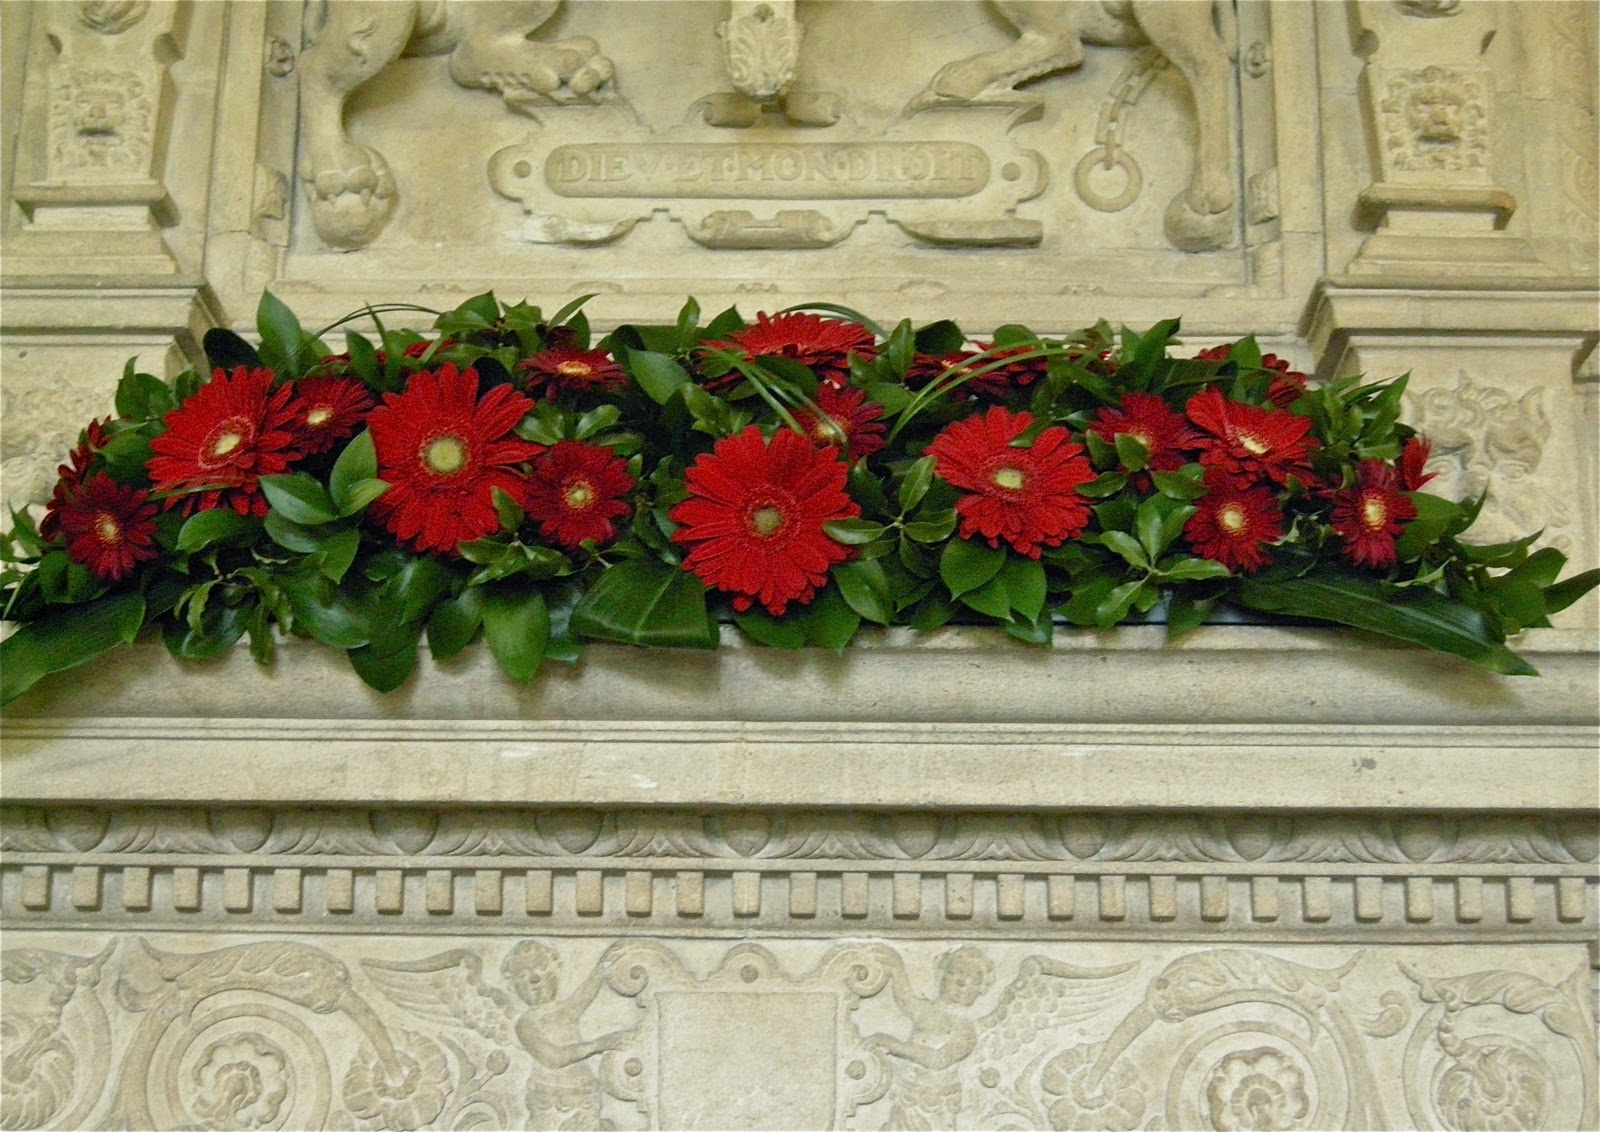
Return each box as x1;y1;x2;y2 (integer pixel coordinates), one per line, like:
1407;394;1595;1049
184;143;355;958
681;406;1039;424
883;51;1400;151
927;407;1095;558
54;472;160;582
519;346;629;399
40;417;111;539
1398;436;1438;492
792;386;887;462
1183;472;1284;574
965;342;1049;400
523;440;635;550
1194;345;1310;408
146;367;299;516
1185;387;1316;489
1090;392;1202;480
904;350;982;399
702;312;878;391
286;377;375;456
1329;459;1417;570
367;364;544;555
670;425;859;615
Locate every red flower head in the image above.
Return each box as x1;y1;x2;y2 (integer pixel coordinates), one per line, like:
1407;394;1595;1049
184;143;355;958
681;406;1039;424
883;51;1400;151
519;346;628;399
927;407;1095;558
40;417;111;539
1090;392;1202;481
54;472;159;582
965;342;1049;400
1194;345;1310;408
1330;459;1418;570
1398;436;1438;492
147;367;300;516
792;386;887;462
1184;387;1316;489
1183;472;1284;574
905;350;982;399
670;425;859;615
524;440;635;550
367;364;544;555
702;312;878;391
286;377;375;456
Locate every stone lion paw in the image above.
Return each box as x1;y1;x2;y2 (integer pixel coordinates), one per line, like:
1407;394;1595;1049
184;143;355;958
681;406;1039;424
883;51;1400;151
299;142;398;251
1163;191;1234;253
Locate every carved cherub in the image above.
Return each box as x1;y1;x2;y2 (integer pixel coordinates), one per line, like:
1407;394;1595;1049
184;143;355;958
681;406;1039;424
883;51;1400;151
864;947;1138;1130
362;941;633;1130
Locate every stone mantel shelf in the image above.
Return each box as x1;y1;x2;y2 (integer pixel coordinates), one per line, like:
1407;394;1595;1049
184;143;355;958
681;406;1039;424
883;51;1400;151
4;628;1594;813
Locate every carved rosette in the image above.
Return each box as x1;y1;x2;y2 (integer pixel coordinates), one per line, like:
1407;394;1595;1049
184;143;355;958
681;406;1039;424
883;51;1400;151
1371;64;1491;182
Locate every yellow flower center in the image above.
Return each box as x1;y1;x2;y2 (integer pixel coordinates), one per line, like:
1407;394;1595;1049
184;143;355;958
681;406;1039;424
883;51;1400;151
1218;503;1248;534
812;420;846;445
1125;430;1151;449
1238;432;1269;456
95;514;121;544
564;480;595;510
750;506;785;536
305;407;334;428
992;466;1026;491
1362;496;1388;530
556;360;593;376
423;435;468;475
211;431;243;458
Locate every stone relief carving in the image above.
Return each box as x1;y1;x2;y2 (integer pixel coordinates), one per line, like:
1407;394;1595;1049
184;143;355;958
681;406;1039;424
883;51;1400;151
75;0;150;36
1408;376;1573;550
296;0;616;249
2;937;1590;1131
46;67;155;177
915;0;1239;251
1372;65;1490;179
1547;1;1599;270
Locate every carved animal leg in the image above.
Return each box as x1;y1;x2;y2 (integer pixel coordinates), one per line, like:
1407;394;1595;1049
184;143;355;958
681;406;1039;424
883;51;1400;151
929;0;1086;102
296;0;415;250
1129;0;1236;251
447;1;615;105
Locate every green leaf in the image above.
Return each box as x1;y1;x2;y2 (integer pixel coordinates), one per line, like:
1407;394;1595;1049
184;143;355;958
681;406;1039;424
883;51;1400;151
260;473;339;525
999;556;1047;621
1095;579;1147;628
962;574;1013;620
203;328;262;371
674;297;702;351
914;319;966;356
1078;472;1128;499
0;591;145;706
898;456;935;513
735;606;808;648
263;512;323;553
176;508;253;552
903;509;958;543
329;431;378;506
1236;571;1538;675
280;574;370;648
347;636;418;693
1151;466;1208;500
1157;556;1232;582
482;583;550;683
628;351;692;404
823;519;889;546
316;528;361;583
387;554;453;624
833;558;893;624
257;290;308;377
1396;492;1462;561
1543;567;1600;615
569;559;719;648
940;538;1005;597
1135;497;1166;561
493;486;526;532
1164;592;1215;640
1098;530;1150;571
337;479;388;517
115;367;173;422
345;330;380;385
792;584;861;651
428;586;484;660
1114;433;1150;473
575;404;622;440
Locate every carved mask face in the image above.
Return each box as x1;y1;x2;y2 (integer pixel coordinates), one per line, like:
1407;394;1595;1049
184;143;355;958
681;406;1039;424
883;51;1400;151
937;950;993;1007
73;85;127;140
1407;87;1465;143
503;942;560;1005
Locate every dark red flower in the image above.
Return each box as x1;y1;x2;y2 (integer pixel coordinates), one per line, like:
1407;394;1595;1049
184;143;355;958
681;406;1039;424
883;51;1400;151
147;367;299;516
367;364;543;555
40;417;111;539
1184;472;1284;573
965;342;1049;400
927;407;1095;558
702;312;877;391
904;350;982;399
523;440;635;550
792;386;887;462
670;426;859;615
1398;436;1437;492
286;377;375;456
1185;387;1316;489
54;472;159;582
1330;459;1417;570
1194;345;1310;408
519;346;628;399
1090;392;1201;479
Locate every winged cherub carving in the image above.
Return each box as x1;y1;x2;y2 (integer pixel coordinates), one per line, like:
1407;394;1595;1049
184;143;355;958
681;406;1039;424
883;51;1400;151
362;942;633;1130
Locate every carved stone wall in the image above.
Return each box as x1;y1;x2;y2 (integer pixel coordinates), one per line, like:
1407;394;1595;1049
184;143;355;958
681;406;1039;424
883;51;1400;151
1;3;1597;1128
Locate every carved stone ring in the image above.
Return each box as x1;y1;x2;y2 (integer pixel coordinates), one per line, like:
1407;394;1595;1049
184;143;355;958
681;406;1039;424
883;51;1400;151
1074;146;1142;212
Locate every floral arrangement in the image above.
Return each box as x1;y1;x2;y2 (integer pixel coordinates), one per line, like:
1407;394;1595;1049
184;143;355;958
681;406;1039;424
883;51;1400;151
3;292;1594;705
